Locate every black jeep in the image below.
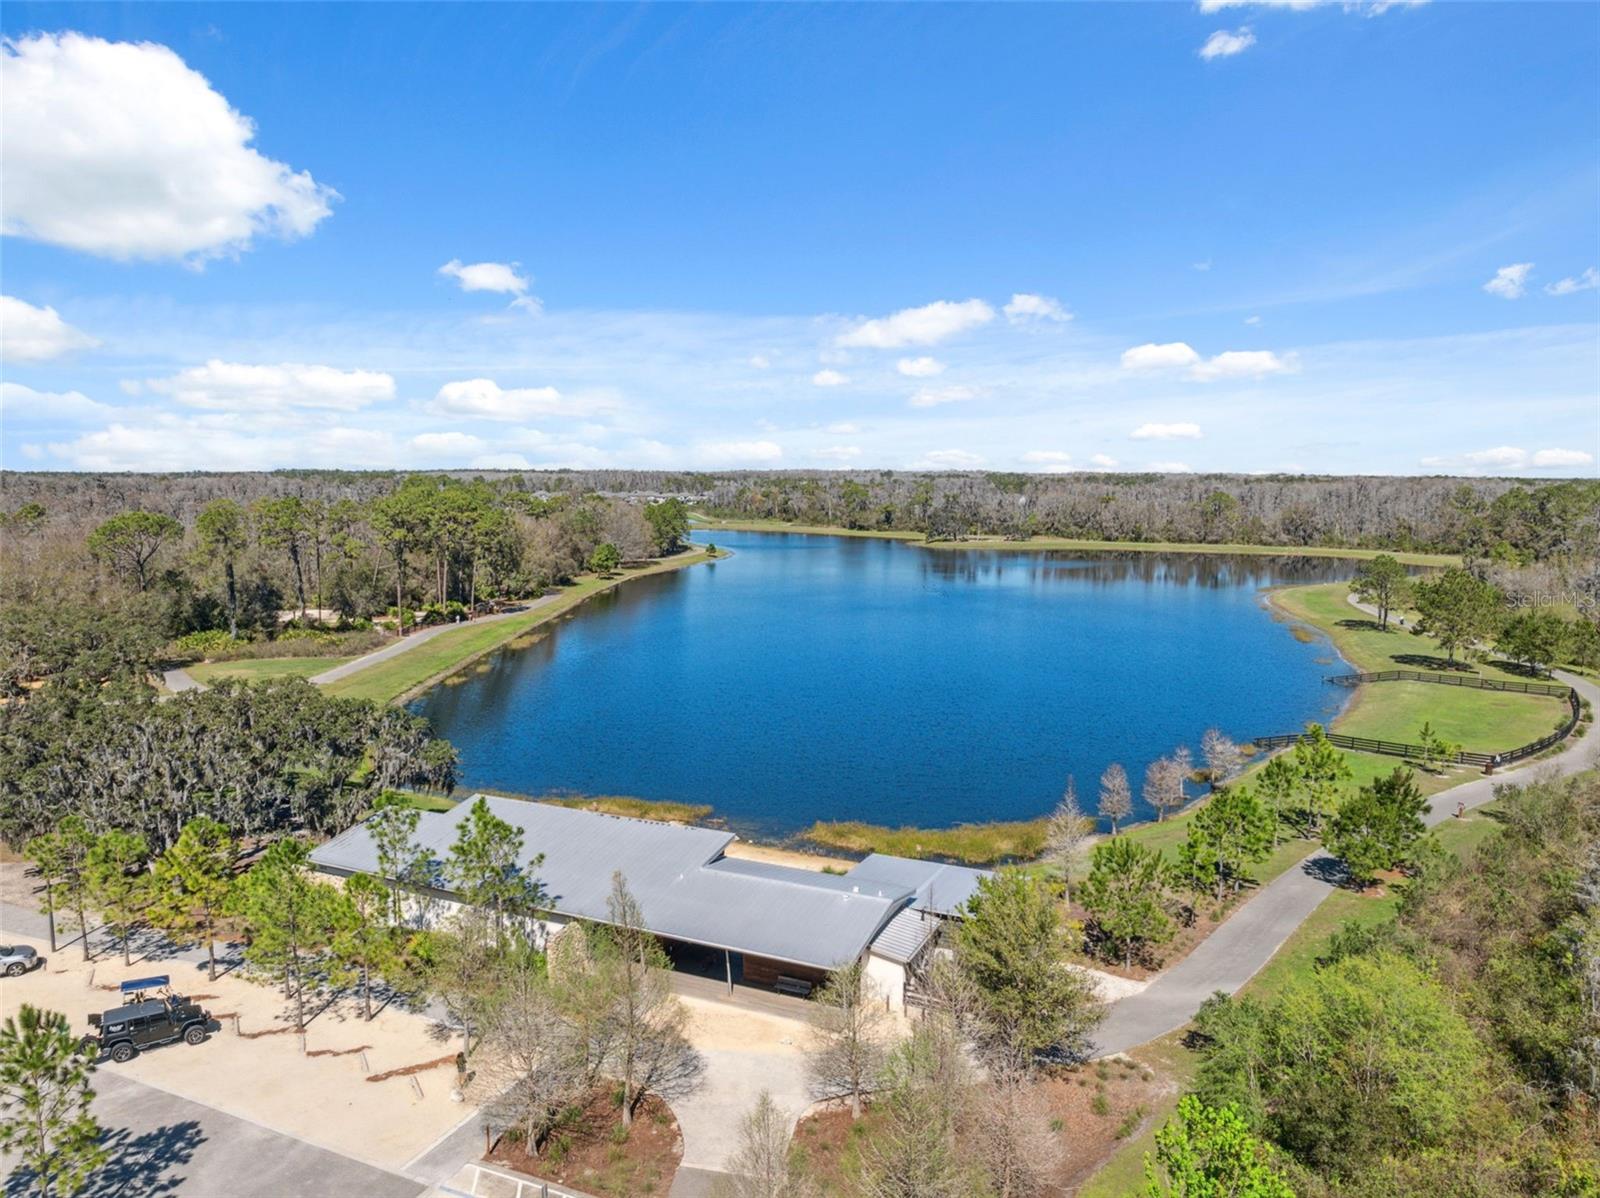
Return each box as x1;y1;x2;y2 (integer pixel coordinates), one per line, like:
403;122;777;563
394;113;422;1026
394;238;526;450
84;993;213;1063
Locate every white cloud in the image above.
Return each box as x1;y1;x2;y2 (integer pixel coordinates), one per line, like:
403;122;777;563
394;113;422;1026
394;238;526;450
825;422;860;434
1131;422;1203;441
913;449;985;469
836;299;994;348
1244;315;1262;325
748;354;771;369
1188;349;1296;381
1121;342;1201;371
1199;28;1256;59
430;378;609;421
411;431;486;458
896;356;945;377
0;295;100;362
438;259;540;312
1089;453;1119;470
1456;446;1595;472
1003;293;1070;325
694;439;783;465
1532;448;1594;468
0;380;116;424
1483;263;1533;299
1546;268;1600;296
908;385;981;409
1192;260;1213;272
1;33;335;262
1148;461;1194;473
144;360;395;411
812;369;850;387
470;453;533;470
1021;450;1074;472
1199;1;1423;11
817;445;862;461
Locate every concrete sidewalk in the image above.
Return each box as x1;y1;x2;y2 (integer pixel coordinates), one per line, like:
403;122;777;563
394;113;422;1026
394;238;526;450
308;597;557;686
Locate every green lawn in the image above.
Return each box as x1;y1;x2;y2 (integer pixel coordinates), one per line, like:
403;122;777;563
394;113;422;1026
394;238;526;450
187;656;353;684
322;550;714;704
691;515;1458;566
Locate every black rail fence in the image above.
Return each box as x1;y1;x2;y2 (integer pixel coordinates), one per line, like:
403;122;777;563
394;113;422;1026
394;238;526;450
1253;669;1585;770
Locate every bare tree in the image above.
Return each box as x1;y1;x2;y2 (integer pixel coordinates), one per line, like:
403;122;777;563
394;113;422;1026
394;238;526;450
855;1015;977;1198
719;1091;814;1198
963;1072;1066;1198
1098;763;1133;835
472;962;583;1150
1143;756;1187;822
599;871;702;1125
805;958;889;1119
1200;729;1241;790
1045;778;1093;903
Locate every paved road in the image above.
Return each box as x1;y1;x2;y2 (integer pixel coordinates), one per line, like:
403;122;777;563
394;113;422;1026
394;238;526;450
1093;658;1599;1056
163;668;206;693
308;598;557;686
2;1071;423;1198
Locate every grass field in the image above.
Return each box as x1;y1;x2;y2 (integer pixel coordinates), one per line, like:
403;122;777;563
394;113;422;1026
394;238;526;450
801;818;1049;864
690;515;1459;566
321;549;715;704
187;656;354;684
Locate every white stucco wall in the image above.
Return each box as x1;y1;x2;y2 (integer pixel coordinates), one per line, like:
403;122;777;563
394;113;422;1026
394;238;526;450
864;950;908;1013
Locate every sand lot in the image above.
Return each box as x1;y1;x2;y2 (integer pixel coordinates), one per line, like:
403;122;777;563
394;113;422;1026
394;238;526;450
0;925;472;1176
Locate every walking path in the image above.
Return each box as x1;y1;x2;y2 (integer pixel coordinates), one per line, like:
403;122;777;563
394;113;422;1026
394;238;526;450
1092;635;1598;1056
308;597;558;686
163;667;205;693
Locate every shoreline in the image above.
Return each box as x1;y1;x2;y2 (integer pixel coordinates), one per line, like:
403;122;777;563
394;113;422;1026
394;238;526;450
689;515;1459;567
323;546;721;706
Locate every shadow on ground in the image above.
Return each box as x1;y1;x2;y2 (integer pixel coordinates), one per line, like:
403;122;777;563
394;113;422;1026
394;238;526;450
5;1120;204;1198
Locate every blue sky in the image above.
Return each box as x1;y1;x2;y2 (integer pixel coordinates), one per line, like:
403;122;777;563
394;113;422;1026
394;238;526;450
1;1;1596;476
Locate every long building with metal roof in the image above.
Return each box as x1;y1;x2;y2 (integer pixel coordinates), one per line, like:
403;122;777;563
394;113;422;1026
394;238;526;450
310;794;989;1003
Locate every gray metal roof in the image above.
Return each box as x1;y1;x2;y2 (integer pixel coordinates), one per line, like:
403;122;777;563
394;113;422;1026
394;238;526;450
846;854;990;917
868;907;940;965
310;796;915;970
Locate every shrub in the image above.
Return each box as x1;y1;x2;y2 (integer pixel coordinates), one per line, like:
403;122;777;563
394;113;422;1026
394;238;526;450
169;629;236;660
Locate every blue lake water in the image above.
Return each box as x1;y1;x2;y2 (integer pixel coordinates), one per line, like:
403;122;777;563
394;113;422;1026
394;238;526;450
412;531;1353;836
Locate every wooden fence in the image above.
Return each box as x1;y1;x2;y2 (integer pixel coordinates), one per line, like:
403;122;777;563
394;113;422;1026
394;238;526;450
1254;670;1584;768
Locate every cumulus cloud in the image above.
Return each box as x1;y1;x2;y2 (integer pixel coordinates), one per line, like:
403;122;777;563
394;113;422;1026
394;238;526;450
1;33;336;262
1200;0;1423;12
470;453;534;470
1188;349;1295;381
812;369;850;387
1122;342;1294;381
1148;461;1194;473
1483;263;1533;299
908;385;981;409
0;295;99;362
1121;342;1202;371
438;259;540;312
1021;450;1073;472
1131;422;1203;441
45;417;401;472
694;439;783;465
1089;453;1119;470
1546;267;1600;296
430;378;609;421
836;299;994;348
817;445;862;461
143;361;394;412
1003;293;1070;324
913;449;985;469
0;381;116;424
896;356;945;377
411;431;487;459
1199;28;1257;59
1458;446;1595;472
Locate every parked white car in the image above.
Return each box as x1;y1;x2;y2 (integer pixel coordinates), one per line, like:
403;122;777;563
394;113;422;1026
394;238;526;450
0;944;43;976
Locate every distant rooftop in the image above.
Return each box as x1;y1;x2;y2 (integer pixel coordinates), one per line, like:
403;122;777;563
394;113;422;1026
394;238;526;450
311;795;933;970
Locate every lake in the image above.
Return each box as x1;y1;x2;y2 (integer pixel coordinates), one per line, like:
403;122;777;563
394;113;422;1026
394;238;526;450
412;530;1353;836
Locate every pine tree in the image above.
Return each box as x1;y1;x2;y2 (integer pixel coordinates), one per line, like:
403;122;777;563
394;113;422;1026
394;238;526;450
0;1005;107;1198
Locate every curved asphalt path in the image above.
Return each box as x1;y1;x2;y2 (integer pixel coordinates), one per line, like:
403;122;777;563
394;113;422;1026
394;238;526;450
1092;621;1598;1057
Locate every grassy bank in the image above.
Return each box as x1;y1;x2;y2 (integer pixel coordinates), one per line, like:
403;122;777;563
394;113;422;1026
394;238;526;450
392;788;713;824
802;818;1048;864
1270;582;1569;753
188;656;356;684
321;548;716;705
690;515;1459;566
